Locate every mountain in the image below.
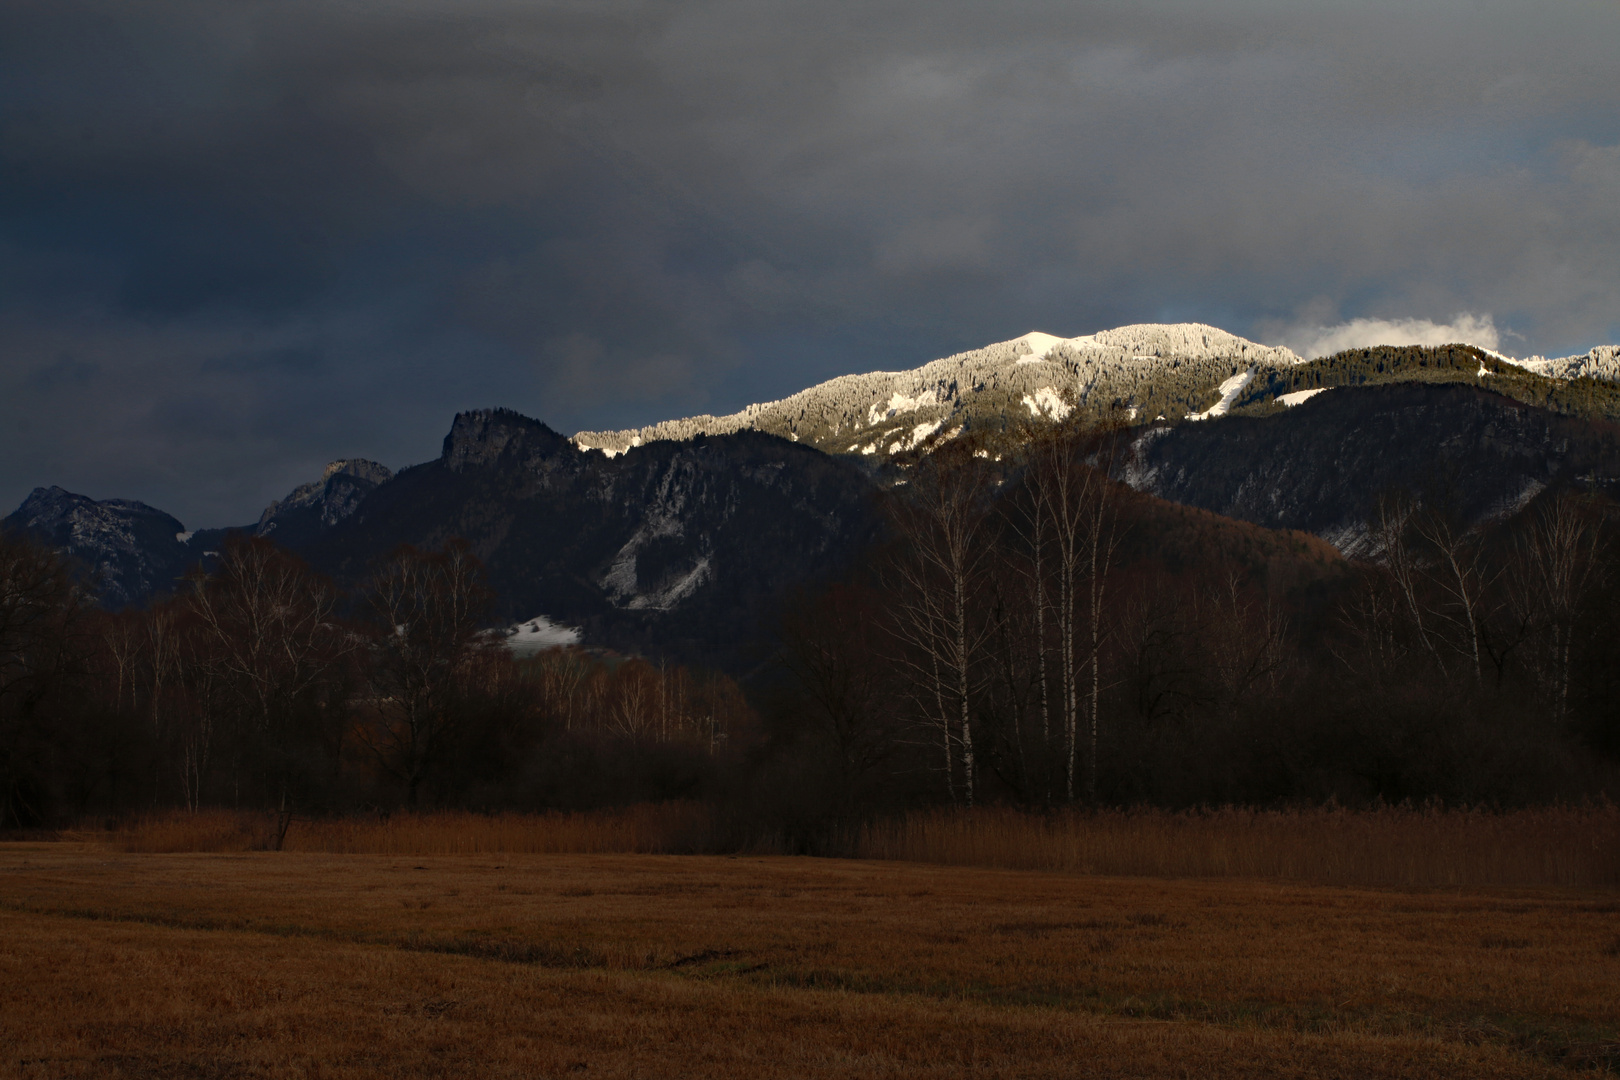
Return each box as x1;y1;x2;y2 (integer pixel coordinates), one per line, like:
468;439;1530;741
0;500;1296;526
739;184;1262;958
573;324;1302;459
1504;345;1620;381
1224;344;1620;426
11;322;1620;647
3;415;881;666
572;325;1620;466
297;410;881;666
2;487;194;607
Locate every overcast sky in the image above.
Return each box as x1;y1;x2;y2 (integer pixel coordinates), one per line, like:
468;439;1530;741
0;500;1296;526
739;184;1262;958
4;0;1619;526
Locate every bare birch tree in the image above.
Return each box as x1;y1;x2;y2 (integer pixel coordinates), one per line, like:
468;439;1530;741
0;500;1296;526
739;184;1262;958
1023;425;1122;801
1512;492;1605;725
883;445;996;806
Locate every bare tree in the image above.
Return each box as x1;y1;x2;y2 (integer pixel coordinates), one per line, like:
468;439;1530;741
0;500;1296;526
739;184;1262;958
1410;509;1492;686
1201;570;1291;720
1370;492;1443;671
530;648;590;731
1511;492;1605;725
1366;491;1498;686
779;582;902;809
189;536;352;839
359;540;493;809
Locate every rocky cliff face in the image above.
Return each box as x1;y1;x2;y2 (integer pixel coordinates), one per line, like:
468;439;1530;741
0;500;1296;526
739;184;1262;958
2;487;195;606
1123;382;1620;554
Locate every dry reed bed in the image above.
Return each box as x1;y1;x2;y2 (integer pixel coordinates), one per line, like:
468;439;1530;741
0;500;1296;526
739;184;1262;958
857;805;1620;888
99;805;720;856
86;803;1620;888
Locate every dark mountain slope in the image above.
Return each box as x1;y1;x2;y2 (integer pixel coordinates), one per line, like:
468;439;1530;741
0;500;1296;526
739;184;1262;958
1126;382;1620;551
303;409;882;666
1231;343;1620;425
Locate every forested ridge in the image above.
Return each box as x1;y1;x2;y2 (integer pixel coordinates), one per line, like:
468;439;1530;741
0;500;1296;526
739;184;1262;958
1231;344;1620;424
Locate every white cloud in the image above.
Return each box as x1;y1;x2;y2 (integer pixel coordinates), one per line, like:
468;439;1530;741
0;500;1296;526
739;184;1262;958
1280;313;1503;360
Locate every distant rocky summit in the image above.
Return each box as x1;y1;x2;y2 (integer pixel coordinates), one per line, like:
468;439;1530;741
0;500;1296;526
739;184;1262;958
254;459;393;549
2;487;194;607
3;459;394;609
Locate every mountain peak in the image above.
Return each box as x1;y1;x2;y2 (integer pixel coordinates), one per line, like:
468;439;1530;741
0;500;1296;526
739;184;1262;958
320;459;392;485
256;458;395;540
2;485;190;607
442;409;575;472
1009;323;1298;365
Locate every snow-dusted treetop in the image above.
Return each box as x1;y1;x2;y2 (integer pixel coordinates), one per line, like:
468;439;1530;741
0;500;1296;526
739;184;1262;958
1502;346;1620;382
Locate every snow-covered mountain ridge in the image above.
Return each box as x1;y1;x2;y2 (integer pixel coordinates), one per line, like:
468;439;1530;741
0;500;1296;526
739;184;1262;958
574;322;1620;460
573;323;1302;459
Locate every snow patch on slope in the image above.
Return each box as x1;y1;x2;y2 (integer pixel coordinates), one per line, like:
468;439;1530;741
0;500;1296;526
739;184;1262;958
1277;387;1329;408
505;616;582;655
889;420;944;453
868;390;936;426
1022;387;1073;420
1188;370;1255;421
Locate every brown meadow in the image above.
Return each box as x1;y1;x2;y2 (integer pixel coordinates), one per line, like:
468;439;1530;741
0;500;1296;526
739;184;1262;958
3;812;1619;1078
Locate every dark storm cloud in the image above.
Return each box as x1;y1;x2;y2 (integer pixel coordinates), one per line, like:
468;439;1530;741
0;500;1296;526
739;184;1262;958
3;0;1619;524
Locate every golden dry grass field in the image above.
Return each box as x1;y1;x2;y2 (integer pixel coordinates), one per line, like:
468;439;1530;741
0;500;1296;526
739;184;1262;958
3;840;1618;1079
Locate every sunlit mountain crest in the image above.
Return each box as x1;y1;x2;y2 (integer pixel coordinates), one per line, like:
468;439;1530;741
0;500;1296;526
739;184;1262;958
572;323;1303;459
574;323;1620;460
